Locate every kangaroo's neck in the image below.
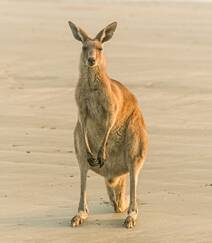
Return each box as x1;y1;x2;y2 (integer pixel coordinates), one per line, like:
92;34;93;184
79;61;110;90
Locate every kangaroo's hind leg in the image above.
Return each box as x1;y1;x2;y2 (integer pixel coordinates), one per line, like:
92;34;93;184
105;175;128;213
123;160;142;228
71;122;89;227
71;167;88;227
123;121;147;228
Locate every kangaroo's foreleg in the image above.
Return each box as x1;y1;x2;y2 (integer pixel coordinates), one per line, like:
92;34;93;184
83;128;99;166
79;110;99;166
97;107;118;166
71;167;89;227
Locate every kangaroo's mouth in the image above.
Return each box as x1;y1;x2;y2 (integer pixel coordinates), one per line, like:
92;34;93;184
86;62;97;68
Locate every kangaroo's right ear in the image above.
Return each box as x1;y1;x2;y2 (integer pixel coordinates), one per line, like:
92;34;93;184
95;22;117;43
68;21;89;42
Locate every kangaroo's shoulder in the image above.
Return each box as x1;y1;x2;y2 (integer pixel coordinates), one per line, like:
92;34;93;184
110;78;137;102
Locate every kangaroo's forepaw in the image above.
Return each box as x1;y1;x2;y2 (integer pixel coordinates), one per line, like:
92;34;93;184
123;215;136;229
70;214;87;227
87;157;98;167
97;148;107;167
97;156;105;168
87;153;99;167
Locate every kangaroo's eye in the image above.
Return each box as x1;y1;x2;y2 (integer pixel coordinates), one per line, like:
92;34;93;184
98;47;103;51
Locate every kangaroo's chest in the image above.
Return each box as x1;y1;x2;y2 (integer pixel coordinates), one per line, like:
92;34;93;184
87;91;106;119
77;80;109;122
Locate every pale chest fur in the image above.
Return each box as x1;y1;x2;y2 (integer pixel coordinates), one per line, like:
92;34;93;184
75;68;109;123
75;68;119;155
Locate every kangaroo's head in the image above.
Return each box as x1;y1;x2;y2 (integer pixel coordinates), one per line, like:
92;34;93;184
68;21;117;68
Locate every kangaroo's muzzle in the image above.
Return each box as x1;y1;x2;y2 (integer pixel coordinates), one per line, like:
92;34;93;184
87;57;96;66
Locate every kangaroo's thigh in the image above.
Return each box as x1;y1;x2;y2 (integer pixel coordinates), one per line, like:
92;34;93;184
125;118;147;170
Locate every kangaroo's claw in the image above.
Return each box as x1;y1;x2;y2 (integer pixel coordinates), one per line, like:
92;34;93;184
97;148;107;167
87;157;99;167
123;215;136;229
86;152;99;167
98;157;105;168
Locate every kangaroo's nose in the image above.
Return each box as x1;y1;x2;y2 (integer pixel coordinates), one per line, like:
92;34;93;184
88;57;96;66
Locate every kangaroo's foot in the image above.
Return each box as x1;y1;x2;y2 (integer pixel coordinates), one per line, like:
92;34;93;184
70;211;88;227
123;215;136;229
123;210;137;229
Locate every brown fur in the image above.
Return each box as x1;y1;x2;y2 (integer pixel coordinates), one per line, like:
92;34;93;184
68;21;148;228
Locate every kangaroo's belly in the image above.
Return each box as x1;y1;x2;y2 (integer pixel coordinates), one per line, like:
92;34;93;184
86;119;129;178
86;90;107;123
90;154;129;178
86;118;125;154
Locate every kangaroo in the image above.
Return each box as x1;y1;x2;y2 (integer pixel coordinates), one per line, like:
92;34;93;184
68;21;148;229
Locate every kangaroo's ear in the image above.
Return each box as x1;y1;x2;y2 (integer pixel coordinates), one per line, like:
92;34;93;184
68;21;89;42
95;22;117;43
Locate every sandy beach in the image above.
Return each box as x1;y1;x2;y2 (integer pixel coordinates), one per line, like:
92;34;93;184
0;0;212;242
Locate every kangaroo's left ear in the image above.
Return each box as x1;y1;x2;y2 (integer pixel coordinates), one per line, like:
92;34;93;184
95;22;117;43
